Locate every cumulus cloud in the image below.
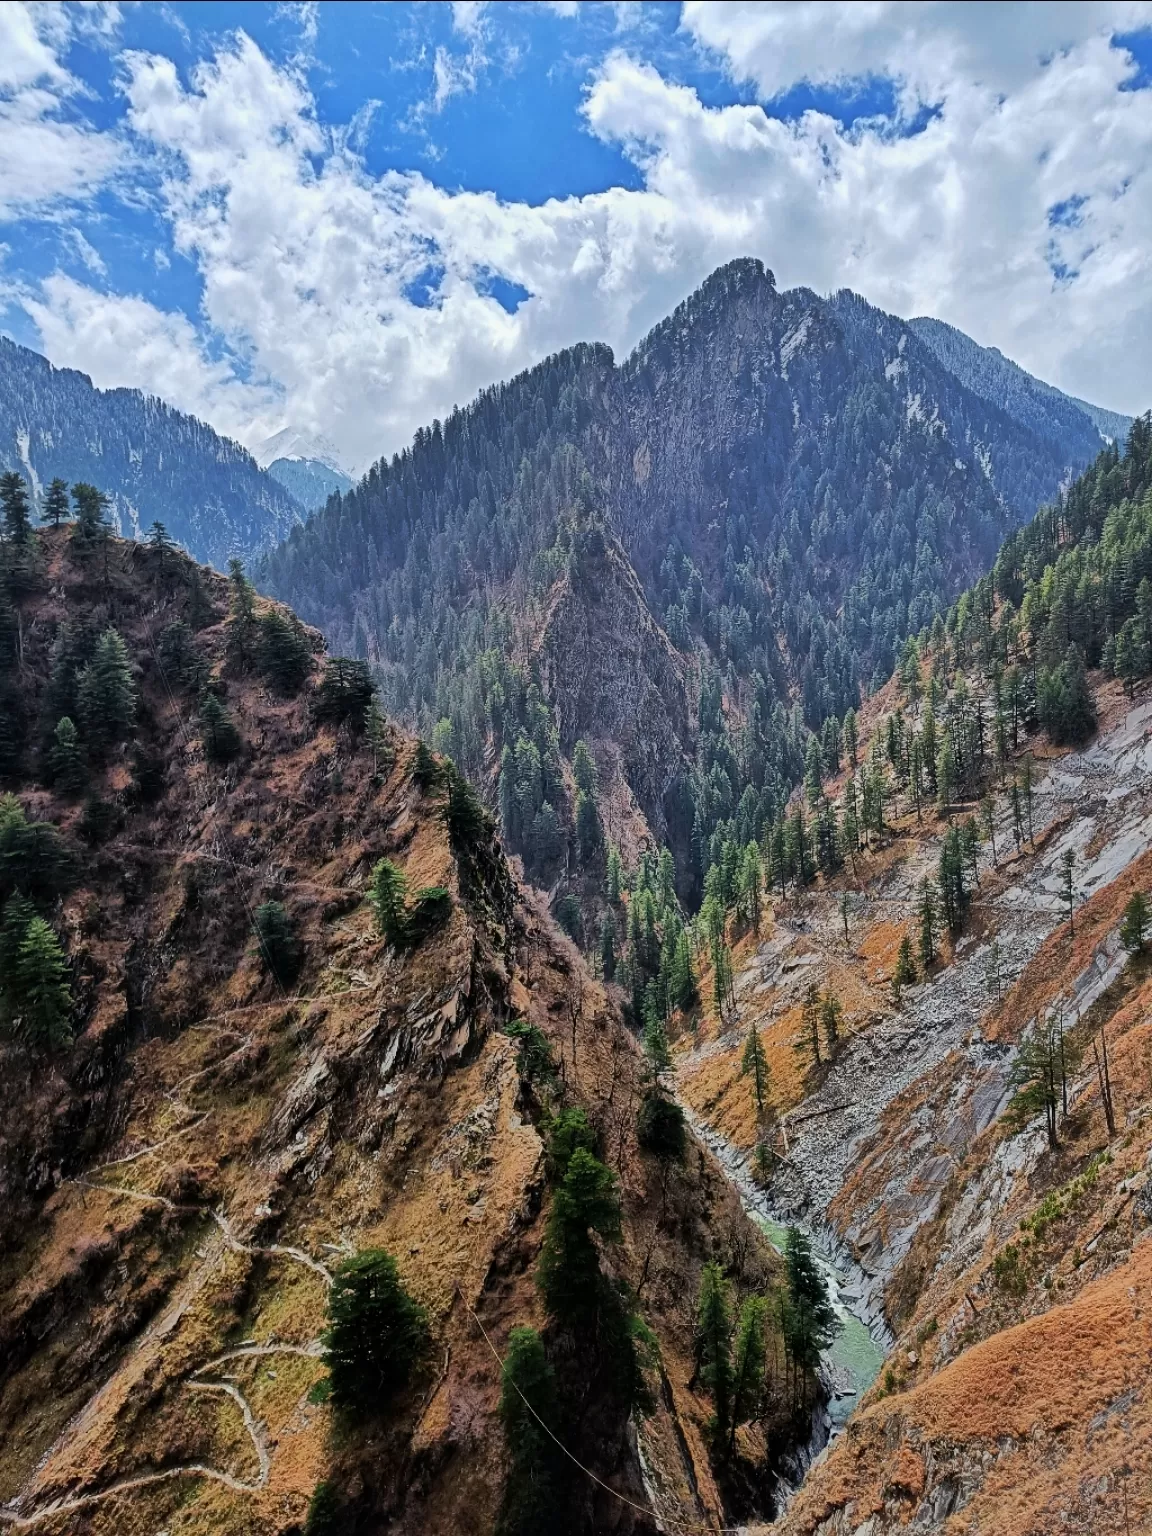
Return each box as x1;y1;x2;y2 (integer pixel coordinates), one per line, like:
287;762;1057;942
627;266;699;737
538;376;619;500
0;3;123;216
17;6;1152;474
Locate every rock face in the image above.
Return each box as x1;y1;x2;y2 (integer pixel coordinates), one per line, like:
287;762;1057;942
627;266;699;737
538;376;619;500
261;258;1115;869
536;525;691;840
0;530;794;1535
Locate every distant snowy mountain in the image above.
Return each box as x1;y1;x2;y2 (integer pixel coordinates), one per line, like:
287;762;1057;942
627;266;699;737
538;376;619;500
252;426;353;511
908;316;1133;446
0;337;303;570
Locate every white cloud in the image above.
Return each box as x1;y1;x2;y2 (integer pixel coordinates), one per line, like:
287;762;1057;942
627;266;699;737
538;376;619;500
18;9;1152;476
0;2;123;216
23;273;276;436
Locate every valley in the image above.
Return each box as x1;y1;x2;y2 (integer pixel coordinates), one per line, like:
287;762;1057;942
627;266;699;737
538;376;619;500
0;256;1150;1535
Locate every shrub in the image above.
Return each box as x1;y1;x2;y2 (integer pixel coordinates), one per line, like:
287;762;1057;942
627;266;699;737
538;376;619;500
321;1249;429;1412
405;885;452;942
505;1019;557;1087
303;1480;342;1536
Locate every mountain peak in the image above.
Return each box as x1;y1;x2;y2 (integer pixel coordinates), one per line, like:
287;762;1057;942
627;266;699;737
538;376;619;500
251;425;347;473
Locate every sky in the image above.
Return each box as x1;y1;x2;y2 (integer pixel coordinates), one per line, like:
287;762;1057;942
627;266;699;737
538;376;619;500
2;1;1151;474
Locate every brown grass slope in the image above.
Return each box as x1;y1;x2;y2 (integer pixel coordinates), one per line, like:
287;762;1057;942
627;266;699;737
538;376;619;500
0;531;785;1535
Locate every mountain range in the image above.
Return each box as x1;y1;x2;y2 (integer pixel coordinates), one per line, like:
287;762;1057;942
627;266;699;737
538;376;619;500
260;258;1130;896
252;426;354;511
0;337;304;569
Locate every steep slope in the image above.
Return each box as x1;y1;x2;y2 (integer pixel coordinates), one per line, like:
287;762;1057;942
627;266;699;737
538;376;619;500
909;314;1133;446
672;419;1152;1532
260;260;1115;914
0;527;811;1535
0;339;303;568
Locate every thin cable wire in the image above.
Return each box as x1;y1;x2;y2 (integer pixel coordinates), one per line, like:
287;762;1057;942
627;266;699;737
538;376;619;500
455;1285;746;1536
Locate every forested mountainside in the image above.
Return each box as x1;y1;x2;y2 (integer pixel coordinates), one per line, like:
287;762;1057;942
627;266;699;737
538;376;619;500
265;456;352;512
261;258;1113;929
0;338;303;569
908;314;1133;448
0;512;836;1535
664;414;1152;1533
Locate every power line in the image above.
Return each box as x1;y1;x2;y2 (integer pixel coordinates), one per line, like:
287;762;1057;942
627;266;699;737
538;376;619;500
455;1285;747;1536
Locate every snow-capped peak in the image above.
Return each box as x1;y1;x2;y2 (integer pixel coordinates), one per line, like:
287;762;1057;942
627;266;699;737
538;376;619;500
251;426;346;473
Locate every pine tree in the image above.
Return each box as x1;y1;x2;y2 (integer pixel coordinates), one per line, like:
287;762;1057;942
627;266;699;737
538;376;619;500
47;716;87;796
893;934;917;989
799;983;822;1069
147;520;175;569
642;991;672;1079
1061;847;1077;935
918;878;938;968
321;1248;429;1411
8;916;72;1050
729;1294;768;1452
842;707;858;766
599;911;617;981
820;992;842;1057
199;690;242;762
1;472;33;544
606;844;622;906
741;1024;770;1118
70;482;109;544
370;859;408;945
1121;891;1150;954
694;1262;733;1448
364;699;392;779
497;1327;562;1536
227;557;257;668
253;900;303;986
783;1227;838;1372
76;628;136;754
668;929;697;1011
42;478;69;528
537;1147;621;1326
257;609;313;695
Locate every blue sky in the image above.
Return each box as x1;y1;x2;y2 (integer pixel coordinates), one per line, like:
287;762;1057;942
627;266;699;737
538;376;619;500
2;1;1151;470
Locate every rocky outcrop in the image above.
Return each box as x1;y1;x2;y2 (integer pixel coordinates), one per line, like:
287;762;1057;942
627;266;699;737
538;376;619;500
536;523;691;840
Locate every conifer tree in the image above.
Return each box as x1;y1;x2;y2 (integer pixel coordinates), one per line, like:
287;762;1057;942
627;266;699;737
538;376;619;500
537;1147;621;1326
642;991;672;1080
799;983;822;1069
893;934;917;990
253;900;303;986
694;1262;733;1448
1061;847;1077;935
918;878;939;968
147;520;175;568
47;716;86;796
370;859;408;945
257;608;312;695
741;1024;770;1118
227;557;257;668
606;844;622;906
8;916;71;1050
1121;891;1150;954
70;482;109;544
364;699;392;779
729;1294;768;1453
76;628;136;754
599;911;617;981
199;690;241;762
820;991;842;1056
42;478;69;528
321;1248;429;1411
0;471;33;544
497;1326;562;1536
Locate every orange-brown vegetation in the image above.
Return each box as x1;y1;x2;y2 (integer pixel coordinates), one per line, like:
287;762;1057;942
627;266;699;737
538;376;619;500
0;533;788;1535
